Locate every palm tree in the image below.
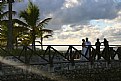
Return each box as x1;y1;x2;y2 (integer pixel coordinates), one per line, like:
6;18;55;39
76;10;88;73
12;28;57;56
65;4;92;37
0;19;29;48
0;1;6;20
36;28;53;50
0;22;7;46
19;1;52;50
0;2;9;47
0;0;16;50
0;0;21;50
0;1;15;49
13;25;29;48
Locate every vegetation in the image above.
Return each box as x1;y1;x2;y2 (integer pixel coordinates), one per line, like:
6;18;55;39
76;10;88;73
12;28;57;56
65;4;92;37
0;0;52;50
18;1;52;50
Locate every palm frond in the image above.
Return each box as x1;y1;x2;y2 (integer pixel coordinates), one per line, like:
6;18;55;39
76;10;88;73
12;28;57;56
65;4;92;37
12;19;28;27
0;38;7;42
0;2;6;12
37;18;52;28
1;11;16;19
40;28;53;33
0;20;8;25
13;26;29;32
43;35;52;38
19;1;39;27
14;0;24;2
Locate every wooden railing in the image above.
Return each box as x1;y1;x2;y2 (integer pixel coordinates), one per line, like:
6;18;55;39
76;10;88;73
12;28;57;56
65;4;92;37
0;45;121;81
0;45;121;65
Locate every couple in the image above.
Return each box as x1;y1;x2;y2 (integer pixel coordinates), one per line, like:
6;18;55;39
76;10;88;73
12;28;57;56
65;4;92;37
81;38;91;60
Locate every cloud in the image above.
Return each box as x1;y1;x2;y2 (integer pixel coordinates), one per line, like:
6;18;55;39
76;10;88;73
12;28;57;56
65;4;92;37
12;0;121;47
44;19;121;46
44;24;101;45
45;0;121;29
13;0;121;29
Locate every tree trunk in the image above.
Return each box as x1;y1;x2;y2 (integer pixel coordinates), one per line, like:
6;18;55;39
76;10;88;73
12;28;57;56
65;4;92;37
15;36;18;49
40;36;43;50
40;30;43;50
32;27;36;51
7;0;14;50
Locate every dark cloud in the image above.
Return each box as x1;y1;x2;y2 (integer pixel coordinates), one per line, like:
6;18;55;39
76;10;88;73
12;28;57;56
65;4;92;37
13;1;28;11
34;0;65;16
52;0;120;24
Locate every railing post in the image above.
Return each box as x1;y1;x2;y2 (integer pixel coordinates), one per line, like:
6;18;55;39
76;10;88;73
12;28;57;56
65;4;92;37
48;45;54;72
69;45;75;66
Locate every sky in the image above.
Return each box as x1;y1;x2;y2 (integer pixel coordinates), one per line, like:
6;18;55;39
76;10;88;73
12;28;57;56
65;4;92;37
12;0;121;49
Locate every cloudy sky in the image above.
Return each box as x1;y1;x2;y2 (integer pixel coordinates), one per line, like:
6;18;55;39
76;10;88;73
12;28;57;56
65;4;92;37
12;0;121;49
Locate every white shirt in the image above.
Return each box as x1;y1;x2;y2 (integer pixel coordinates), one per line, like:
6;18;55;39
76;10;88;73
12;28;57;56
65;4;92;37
85;41;91;47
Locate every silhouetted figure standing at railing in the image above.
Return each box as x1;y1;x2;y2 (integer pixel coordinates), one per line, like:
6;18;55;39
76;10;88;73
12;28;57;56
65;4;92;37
85;38;91;61
82;39;86;54
109;47;116;60
101;38;110;63
81;39;86;60
116;47;121;60
95;38;101;60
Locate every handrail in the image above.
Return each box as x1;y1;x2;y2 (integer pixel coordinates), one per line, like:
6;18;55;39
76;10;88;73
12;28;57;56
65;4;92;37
34;44;121;46
0;45;121;66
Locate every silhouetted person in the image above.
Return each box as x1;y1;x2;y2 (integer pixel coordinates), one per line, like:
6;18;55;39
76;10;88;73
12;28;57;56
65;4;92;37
81;39;86;60
102;38;110;63
109;47;116;60
82;39;86;54
95;38;101;60
116;47;121;60
85;38;91;60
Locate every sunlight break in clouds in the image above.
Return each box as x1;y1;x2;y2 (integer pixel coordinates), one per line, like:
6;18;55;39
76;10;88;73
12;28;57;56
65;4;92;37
43;25;102;46
43;21;121;50
63;0;79;8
